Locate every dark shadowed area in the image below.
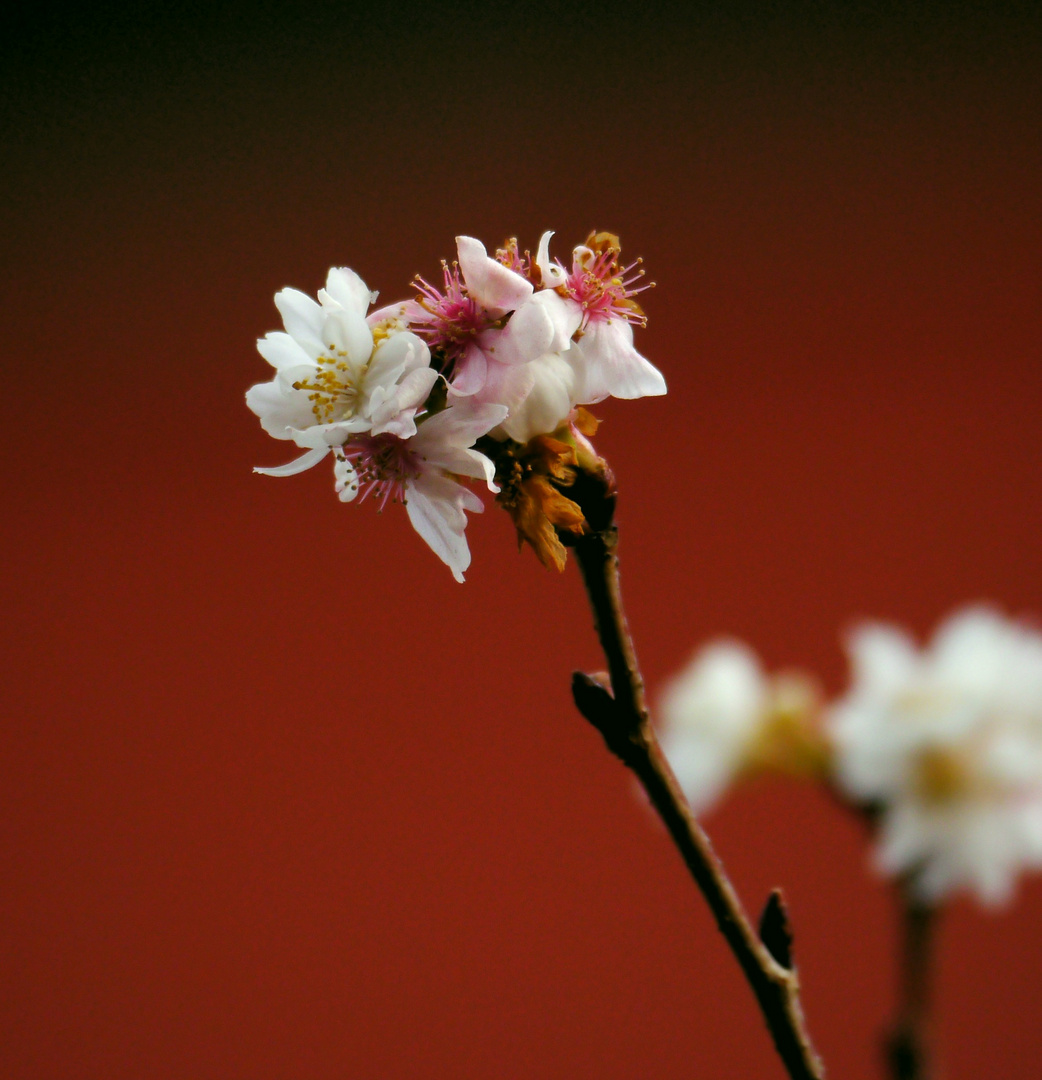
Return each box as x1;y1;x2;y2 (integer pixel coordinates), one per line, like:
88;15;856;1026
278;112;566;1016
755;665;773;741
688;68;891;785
3;2;1041;1077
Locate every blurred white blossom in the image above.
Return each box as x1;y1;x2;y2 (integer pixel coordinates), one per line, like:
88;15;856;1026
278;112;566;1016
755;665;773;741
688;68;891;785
658;641;823;815
829;605;1042;905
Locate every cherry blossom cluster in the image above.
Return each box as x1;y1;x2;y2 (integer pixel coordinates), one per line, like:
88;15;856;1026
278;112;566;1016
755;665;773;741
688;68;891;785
658;606;1042;906
247;232;665;581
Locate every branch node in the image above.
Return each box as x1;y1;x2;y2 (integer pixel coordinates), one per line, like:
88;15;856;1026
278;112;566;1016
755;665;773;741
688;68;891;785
571;670;614;718
570;518;824;1079
572;670;642;762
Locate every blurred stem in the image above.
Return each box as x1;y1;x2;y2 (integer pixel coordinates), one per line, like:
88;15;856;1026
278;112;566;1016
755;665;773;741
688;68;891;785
570;524;825;1080
885;884;938;1080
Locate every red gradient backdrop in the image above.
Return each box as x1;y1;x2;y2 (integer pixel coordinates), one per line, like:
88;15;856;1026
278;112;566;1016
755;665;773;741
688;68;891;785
3;4;1041;1077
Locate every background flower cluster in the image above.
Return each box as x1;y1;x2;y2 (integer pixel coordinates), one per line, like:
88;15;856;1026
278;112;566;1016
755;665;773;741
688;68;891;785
660;606;1042;907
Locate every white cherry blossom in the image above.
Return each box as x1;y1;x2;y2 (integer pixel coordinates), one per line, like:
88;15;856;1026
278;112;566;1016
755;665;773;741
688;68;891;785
247;267;437;477
829;605;1042;905
658;641;771;815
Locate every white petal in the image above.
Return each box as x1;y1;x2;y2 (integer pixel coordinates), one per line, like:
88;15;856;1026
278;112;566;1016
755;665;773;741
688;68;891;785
535;231;568;288
369;407;419;439
254;446;329;477
413;401;507;455
275;288;325;352
572;244;595;272
257;331;313;372
368;297;424;326
475;359;535;415
245;379;317;441
367;368;439;438
396;365;440;409
499;353;577;443
322;310;373;367
661;641;766;736
333;456;360;502
537;290;583;349
657;640;767;814
458;486;485;514
571;319;667;402
929;606;1010;695
319;267;377;317
366;331;429;388
488;295;556;366
456;235;532;315
428;444;498;488
846;624;919;695
447;343;488;396
285;419;361;449
405;473;475;583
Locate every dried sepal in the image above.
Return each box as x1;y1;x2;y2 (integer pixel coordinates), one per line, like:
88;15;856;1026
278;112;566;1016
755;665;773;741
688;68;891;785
484;422;607;571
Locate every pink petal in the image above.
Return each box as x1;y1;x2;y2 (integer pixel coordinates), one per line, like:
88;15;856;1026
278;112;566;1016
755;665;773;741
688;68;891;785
456;235;533;315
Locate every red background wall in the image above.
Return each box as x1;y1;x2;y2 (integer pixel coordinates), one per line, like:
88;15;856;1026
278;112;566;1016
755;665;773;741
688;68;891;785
3;3;1041;1076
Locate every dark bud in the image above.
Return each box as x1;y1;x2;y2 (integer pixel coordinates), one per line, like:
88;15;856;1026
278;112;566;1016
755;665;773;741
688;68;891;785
759;889;794;970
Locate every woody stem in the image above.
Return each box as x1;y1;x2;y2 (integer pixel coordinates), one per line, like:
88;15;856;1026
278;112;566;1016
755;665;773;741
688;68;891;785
570;524;825;1080
884;883;938;1080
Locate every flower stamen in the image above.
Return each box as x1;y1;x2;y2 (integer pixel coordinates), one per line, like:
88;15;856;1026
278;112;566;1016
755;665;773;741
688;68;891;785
338;433;421;511
292;351;364;424
411;261;491;366
564;232;655;332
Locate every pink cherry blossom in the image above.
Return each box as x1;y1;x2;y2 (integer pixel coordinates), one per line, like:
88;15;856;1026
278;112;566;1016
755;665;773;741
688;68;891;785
534;231;666;404
333;401;507;582
404;236;560;403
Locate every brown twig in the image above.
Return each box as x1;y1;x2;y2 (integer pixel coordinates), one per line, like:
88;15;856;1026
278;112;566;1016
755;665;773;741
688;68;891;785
884;882;938;1080
570;524;825;1080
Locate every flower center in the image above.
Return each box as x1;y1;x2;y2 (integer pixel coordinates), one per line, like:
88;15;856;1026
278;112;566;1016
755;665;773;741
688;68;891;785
411;261;494;364
914;747;972;804
292;350;364;425
564;232;652;331
338;433;421;511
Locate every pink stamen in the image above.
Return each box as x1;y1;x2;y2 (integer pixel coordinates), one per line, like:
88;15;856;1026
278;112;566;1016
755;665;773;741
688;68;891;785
495;238;530;277
340;433;421;511
565;249;652;330
410;261;493;365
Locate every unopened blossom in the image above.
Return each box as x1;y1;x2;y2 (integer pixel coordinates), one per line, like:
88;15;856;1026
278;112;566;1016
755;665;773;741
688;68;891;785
534;230;667;405
829;605;1042;905
333;400;507;582
247;267;437;477
495;350;578;444
658;641;824;815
